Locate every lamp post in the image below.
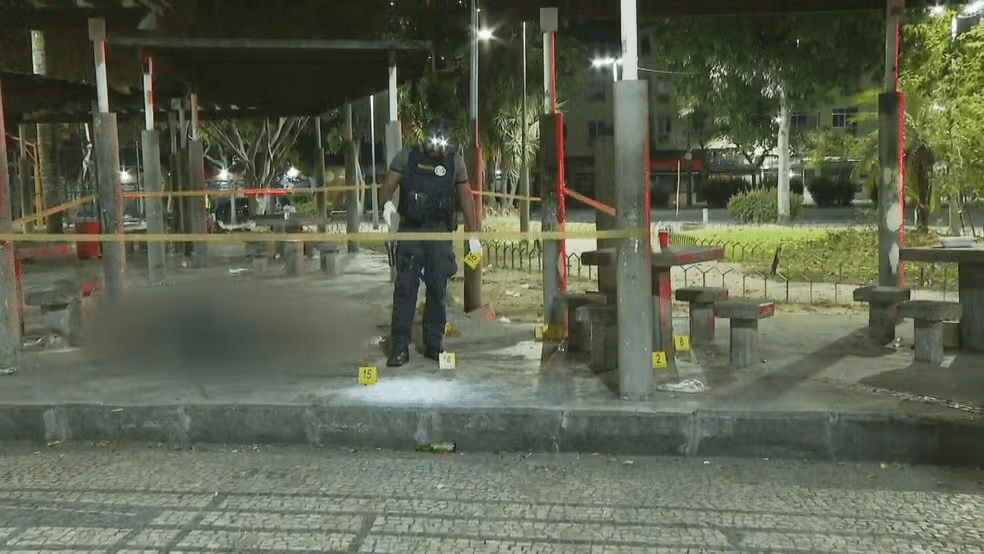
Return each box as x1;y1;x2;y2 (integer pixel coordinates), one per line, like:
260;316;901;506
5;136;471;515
592;56;622;83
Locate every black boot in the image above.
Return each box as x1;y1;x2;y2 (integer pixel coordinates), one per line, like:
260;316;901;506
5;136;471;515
387;348;409;367
423;346;443;361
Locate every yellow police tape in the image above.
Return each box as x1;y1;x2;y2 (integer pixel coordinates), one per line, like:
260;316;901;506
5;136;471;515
0;228;646;244
14;195;97;226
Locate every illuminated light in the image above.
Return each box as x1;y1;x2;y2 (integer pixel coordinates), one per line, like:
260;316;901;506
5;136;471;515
477;28;494;41
217;168;231;180
286;166;300;179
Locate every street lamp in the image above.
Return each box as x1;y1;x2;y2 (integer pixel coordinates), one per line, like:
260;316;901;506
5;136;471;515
477;28;494;41
592;56;623;82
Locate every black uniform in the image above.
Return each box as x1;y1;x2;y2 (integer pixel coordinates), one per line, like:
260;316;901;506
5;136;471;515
389;147;460;360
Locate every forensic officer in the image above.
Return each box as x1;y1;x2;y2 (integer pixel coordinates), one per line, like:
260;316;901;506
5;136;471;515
380;118;481;367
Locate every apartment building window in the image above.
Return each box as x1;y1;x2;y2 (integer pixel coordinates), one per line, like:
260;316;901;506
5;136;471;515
640;35;652;57
832;107;859;130
587;78;606;103
653;76;670;103
791;112;820;131
588;120;611;144
656;113;672;144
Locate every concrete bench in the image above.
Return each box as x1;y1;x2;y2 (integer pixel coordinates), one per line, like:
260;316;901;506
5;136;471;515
675;287;729;346
898;300;962;365
23;278;100;349
317;243;343;276
853;285;911;345
575;304;617;373
715;300;775;369
245;242;273;273
560;292;607;353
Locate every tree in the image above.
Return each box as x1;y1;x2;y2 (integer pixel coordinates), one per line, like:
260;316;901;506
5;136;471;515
202;118;311;212
651;12;884;222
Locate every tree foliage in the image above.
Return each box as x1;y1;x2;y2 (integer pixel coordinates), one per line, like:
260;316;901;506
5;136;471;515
202;117;311;191
651;13;883;173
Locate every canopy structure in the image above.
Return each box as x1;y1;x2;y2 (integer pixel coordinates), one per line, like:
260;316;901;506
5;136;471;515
482;0;945;19
0;69;136;125
107;37;433;119
0;0;162;30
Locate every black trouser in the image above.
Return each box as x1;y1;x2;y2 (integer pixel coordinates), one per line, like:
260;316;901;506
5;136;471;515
390;237;457;354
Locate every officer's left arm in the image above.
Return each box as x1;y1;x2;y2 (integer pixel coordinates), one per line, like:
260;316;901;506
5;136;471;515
456;179;480;233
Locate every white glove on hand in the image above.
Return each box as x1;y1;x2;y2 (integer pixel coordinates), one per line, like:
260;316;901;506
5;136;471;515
468;238;482;256
383;201;398;228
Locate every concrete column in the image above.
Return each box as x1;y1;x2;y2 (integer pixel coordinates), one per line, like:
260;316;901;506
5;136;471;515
959;263;984;353
540;115;561;325
730;319;759;369
344;103;360;253
540;7;561;325
187;139;207;267
369;94;379;229
314;117;327;234
520;21;531;237
593;137;617;297
878;0;905;287
142;57;165;285
90;18;124;302
187;93;207;268
463;0;484;313
0;80;21;369
142;131;165;284
93;113;124;302
913;319;944;364
284;242;303;276
878;92;903;287
614;80;654;399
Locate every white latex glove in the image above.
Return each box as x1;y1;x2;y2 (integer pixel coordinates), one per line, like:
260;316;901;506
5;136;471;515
383;201;398;228
468;238;482;256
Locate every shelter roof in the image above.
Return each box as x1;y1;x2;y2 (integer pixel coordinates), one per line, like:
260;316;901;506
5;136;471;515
107;37;433;118
482;0;940;19
0;0;162;30
0;68;135;125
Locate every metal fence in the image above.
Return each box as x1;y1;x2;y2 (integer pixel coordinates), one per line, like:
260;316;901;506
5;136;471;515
481;228;960;305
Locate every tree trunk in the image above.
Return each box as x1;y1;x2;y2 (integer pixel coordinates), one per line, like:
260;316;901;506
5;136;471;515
32;30;62;233
777;91;791;224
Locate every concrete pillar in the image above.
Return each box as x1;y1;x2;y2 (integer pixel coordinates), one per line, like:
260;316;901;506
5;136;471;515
878;92;903;287
314;117;327;234
93;113;124;302
879;0;905;287
913;319;944;364
142;131;166;284
464;0;485;313
540;7;561;325
520;21;531;237
960;263;984;353
31;30;63;234
187;139;208;267
614;80;654;399
284;242;303;276
344;103;360;253
730;319;759;369
0;79;22;369
142;57;165;285
187;93;207;268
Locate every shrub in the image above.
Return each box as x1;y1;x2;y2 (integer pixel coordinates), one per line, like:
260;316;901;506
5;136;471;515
728;189;804;224
809;177;858;207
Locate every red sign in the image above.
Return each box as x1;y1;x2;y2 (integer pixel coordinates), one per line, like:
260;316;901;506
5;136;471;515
651;158;702;173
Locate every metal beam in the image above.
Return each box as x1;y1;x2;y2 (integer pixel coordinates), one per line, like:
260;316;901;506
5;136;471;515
106;37;433;53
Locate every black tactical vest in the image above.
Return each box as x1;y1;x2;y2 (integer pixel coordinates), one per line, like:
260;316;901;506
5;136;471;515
399;147;456;231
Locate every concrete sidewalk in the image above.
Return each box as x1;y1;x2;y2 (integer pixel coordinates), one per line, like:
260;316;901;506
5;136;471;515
2;247;982;467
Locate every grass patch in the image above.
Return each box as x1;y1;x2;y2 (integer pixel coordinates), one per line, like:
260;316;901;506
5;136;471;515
676;227;947;286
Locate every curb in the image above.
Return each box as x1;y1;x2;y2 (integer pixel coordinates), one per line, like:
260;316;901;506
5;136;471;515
1;404;981;467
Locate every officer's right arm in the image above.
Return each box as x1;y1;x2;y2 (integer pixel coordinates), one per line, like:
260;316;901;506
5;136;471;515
380;170;401;205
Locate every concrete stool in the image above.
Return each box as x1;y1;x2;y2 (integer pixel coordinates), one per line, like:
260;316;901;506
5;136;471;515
284;242;304;276
245;242;271;273
24;286;78;349
561;293;606;353
898;300;962;365
318;243;342;276
854;285;911;345
675;287;729;346
715;300;775;369
576;304;617;373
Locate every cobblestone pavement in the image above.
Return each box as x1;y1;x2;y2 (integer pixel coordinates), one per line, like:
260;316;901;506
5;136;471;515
0;443;982;553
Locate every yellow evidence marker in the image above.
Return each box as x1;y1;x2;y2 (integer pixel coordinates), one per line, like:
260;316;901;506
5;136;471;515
445;322;455;337
652;351;669;370
464;252;482;269
535;323;548;341
359;366;378;386
674;334;691;352
439;352;457;370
